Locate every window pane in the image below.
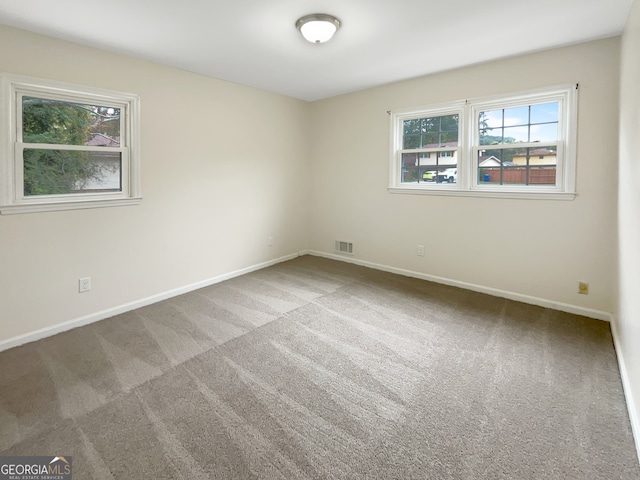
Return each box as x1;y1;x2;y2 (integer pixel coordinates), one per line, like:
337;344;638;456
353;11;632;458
511;146;557;166
481;127;529;144
402;152;418;167
403;151;458;168
434;152;457;183
401;166;419;183
420;168;436;182
23;149;122;196
502;106;529;126
480;102;559;145
530;123;558;142
440;132;458;145
477;146;556;185
529;167;556;185
402;119;422;135
403;114;458;149
502;126;531;143
478;149;505;184
479;166;557;185
435;152;457;168
424;132;439;146
403;134;421;149
22;97;121;146
479;127;501;145
481;110;503;128
401;151;458;184
530;102;559;124
439;115;459;132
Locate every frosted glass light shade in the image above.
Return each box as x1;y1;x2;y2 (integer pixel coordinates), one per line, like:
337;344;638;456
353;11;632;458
296;14;341;43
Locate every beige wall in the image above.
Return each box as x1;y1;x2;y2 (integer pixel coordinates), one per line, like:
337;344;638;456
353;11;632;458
309;38;619;314
0;25;311;343
618;0;640;457
0;26;625;345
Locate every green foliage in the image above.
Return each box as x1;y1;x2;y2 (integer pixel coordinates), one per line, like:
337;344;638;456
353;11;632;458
23;98;92;145
403;114;459;149
23;149;95;195
478;112;489;136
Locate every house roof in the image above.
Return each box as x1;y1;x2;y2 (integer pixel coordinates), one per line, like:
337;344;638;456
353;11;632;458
512;148;556;156
479;155;501;167
86;134;120;147
423;142;459;149
478;155;518;167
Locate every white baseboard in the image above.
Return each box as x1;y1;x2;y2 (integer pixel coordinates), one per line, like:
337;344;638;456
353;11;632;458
300;250;611;321
609;314;640;464
3;249;609;353
0;253;299;353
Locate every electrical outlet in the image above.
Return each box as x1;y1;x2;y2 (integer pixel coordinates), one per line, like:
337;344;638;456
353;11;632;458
417;245;425;256
79;277;91;293
578;281;589;295
268;236;273;247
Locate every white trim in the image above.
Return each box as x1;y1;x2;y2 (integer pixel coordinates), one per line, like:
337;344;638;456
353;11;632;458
0;248;609;349
0;253;299;353
469;85;577;195
389;105;464;190
300;249;610;321
0;197;142;214
389;84;578;197
0;75;13;208
388;186;576;201
0;73;141;214
609;314;640;464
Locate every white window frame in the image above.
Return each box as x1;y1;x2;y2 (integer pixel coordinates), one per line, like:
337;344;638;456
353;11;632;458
0;74;141;214
390;102;465;190
389;85;578;200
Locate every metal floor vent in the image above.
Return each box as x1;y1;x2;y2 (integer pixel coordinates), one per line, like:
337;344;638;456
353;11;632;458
335;240;354;255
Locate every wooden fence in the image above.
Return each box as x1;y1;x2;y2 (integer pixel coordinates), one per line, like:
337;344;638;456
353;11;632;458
481;167;556;185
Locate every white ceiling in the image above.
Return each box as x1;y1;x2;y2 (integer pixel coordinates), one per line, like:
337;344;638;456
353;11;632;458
0;0;633;101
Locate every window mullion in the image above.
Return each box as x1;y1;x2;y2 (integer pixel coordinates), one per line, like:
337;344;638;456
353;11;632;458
18;142;125;153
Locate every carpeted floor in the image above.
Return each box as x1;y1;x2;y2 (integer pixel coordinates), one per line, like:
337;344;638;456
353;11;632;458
0;255;638;479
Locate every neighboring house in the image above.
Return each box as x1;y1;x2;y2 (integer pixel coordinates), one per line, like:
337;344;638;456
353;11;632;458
401;141;458;182
478;155;503;167
511;148;557;165
409;146;556;169
415;141;458;167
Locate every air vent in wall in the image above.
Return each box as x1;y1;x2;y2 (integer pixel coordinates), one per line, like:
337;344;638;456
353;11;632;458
335;240;354;255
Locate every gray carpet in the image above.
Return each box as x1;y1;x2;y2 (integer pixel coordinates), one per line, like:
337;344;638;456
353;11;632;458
0;255;638;479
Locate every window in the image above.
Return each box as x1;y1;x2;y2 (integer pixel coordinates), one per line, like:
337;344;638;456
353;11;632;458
0;74;141;214
399;111;461;185
389;86;577;199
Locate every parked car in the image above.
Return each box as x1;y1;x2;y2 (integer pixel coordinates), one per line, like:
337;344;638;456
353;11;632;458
422;170;436;181
438;168;457;183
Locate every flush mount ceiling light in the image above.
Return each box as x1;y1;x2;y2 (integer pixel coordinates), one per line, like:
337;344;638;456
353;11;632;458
296;14;341;44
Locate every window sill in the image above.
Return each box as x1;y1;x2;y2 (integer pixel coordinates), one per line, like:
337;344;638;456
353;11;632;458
388;186;576;201
0;197;142;215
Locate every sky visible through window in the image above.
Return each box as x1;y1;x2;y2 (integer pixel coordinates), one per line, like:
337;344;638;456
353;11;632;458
480;102;559;144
